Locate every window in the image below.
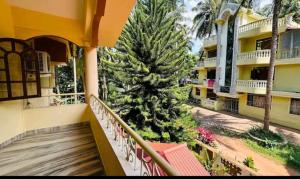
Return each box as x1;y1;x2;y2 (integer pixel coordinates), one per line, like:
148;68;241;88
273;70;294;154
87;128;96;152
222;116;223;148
256;38;272;50
207;89;217;100
196;88;201;96
207;69;216;80
207;49;217;58
250;67;268;80
290;98;300;115
247;94;266;108
0;38;41;101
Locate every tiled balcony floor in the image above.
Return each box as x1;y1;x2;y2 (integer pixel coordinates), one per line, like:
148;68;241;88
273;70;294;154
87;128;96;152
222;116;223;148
0;123;104;176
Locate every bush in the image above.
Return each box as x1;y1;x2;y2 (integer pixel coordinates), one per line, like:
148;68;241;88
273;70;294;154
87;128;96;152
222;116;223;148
247;127;284;148
197;127;215;146
243;156;257;171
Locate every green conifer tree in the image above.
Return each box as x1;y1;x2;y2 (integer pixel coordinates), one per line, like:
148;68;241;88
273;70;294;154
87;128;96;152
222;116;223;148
106;0;192;142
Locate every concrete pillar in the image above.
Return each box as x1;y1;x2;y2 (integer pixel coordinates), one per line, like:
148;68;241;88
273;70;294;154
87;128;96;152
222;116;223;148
84;47;99;103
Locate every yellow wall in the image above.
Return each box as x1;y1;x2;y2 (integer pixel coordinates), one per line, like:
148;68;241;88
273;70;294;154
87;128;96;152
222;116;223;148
240;33;272;52
238;66;253;80
23;104;90;131
274;65;300;93
199;69;207;83
0;102;91;144
0;0;15;37
0;100;24;144
239;94;300;130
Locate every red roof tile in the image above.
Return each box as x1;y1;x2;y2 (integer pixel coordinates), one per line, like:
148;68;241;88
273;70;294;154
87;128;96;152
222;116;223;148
137;142;210;176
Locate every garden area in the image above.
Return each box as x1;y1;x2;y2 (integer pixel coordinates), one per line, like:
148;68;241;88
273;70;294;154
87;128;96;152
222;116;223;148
191;106;300;176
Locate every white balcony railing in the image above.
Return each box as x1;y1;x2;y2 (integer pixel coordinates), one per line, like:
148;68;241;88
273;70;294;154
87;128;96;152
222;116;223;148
277;48;300;60
203;35;217;47
204;57;217;67
236;80;267;94
89;95;179;176
239;17;286;34
24;93;85;109
237;50;271;65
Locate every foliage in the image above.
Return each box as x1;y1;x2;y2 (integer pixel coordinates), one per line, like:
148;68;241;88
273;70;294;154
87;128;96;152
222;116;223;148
54;59;84;94
197;127;216;146
105;0;192;142
243;156;257;171
245;140;300;171
247;127;284;148
169;85;192;104
257;0;300;24
195;149;228;176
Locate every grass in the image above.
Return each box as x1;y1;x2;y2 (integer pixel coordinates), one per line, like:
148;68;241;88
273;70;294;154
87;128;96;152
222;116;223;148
245;138;300;171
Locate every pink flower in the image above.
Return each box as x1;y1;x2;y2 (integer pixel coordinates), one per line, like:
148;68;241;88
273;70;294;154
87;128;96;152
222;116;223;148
197;127;215;144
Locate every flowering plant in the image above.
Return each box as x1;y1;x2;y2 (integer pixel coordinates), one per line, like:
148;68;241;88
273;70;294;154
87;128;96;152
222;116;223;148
197;127;215;145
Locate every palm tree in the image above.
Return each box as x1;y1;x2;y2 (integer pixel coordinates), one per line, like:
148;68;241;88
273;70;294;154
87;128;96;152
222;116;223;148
264;0;282;131
258;0;300;24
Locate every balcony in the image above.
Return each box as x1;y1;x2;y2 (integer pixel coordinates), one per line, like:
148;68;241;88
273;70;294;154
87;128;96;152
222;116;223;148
203;79;215;89
204;57;217;68
236;80;267;94
193;61;204;70
239;17;287;39
276;48;300;65
237;50;271;65
203;35;217;48
201;98;223;111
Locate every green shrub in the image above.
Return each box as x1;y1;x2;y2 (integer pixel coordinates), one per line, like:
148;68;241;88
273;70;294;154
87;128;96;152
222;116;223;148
243;156;257;171
247;127;284;148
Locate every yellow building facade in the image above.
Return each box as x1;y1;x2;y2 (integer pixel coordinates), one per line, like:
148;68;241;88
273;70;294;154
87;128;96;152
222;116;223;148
192;4;300;130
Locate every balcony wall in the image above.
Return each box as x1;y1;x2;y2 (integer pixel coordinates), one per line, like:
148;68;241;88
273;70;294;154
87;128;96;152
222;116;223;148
237;50;270;65
201;98;223;111
238;17;287;39
236;80;267;94
204;57;217;68
273;64;300;93
203;35;217;48
0;100;90;144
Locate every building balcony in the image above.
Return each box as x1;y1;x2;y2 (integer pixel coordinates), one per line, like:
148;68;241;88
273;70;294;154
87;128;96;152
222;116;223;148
236;80;267;94
204;57;217;68
203;79;215;89
237;50;271;66
276;48;300;65
193;61;204;70
238;17;287;39
203;35;217;48
201;98;223;111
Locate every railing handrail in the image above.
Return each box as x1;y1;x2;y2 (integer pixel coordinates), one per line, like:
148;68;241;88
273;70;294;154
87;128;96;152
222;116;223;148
239;17;286;33
238;49;271;55
44;92;85;97
90;95;180;176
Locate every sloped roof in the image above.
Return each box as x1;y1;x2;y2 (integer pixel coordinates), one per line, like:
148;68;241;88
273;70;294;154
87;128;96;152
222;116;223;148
138;142;210;176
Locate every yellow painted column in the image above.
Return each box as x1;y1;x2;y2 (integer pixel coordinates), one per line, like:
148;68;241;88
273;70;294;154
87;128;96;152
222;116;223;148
84;47;99;102
0;0;15;37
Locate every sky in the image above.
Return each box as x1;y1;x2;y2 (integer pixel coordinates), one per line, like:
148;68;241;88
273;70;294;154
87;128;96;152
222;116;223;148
181;0;273;54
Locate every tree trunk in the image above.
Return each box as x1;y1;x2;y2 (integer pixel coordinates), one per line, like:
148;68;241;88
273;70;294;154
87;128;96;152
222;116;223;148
264;0;282;131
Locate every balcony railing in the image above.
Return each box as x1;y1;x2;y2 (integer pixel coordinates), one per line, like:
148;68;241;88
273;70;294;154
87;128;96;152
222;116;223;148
239;17;286;35
237;50;271;65
203;35;217;47
24;93;85;109
89;95;179;176
277;48;300;60
191;79;201;84
236;80;267;94
196;61;204;68
204;57;217;67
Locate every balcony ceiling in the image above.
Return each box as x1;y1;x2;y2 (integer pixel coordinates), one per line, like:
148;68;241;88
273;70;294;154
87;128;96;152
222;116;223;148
1;0;136;47
7;0;84;20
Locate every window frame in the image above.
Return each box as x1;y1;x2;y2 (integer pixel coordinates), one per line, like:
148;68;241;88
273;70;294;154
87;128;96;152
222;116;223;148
0;38;41;101
247;94;266;109
290;98;300;115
